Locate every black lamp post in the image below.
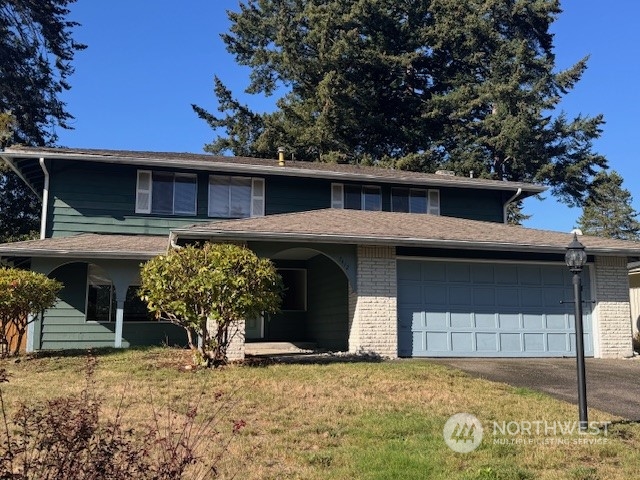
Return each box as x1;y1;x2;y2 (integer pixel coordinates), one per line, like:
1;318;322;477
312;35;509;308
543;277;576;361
565;232;589;431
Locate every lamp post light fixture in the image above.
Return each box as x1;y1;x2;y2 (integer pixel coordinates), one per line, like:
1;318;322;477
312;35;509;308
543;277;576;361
565;232;589;431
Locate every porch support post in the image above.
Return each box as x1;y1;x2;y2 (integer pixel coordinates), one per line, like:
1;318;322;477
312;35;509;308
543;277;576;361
26;314;35;353
114;300;125;348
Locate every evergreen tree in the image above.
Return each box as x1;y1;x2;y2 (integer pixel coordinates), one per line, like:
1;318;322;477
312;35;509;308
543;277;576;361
194;0;607;208
577;171;640;241
0;0;85;242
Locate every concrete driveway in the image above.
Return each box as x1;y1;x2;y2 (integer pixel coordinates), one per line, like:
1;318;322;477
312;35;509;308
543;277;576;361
429;358;640;420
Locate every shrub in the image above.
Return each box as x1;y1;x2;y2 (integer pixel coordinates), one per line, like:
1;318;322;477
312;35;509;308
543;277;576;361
0;267;62;355
0;356;244;479
632;331;640;354
140;243;282;366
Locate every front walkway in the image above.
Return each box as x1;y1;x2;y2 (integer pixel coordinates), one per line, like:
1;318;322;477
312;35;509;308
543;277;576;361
429;358;640;420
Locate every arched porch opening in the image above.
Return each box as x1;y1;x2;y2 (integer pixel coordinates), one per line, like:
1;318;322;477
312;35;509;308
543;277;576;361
255;247;352;352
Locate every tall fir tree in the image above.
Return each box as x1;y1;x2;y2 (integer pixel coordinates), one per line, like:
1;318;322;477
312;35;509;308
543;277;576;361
195;0;607;209
0;0;85;242
577;171;640;241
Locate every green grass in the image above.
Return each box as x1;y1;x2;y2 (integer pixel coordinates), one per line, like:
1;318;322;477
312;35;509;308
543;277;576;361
1;347;639;479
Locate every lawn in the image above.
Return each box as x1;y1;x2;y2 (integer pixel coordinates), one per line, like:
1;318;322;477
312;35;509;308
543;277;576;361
1;348;638;479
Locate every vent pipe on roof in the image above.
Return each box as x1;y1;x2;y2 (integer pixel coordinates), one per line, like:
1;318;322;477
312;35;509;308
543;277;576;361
277;147;285;166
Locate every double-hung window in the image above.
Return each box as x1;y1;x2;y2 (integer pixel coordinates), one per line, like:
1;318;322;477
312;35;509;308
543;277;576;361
135;170;197;215
208;175;265;218
331;184;381;211
391;188;440;215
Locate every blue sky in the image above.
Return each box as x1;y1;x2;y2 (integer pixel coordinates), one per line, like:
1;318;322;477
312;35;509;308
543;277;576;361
55;1;639;233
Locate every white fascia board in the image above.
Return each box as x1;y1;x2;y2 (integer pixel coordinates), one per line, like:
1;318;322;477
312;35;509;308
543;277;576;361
171;228;640;257
2;149;547;194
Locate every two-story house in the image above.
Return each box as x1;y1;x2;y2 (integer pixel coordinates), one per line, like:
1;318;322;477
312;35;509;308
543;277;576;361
1;145;639;359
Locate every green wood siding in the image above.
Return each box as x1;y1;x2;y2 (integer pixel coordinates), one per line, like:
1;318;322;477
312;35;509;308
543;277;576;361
264;175;331;214
306;254;349;350
439;188;505;222
43;262;116;349
47;159;511;237
47;161;212;237
39;261;187;350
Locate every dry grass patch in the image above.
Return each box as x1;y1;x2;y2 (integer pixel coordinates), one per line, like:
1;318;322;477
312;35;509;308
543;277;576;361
1;348;639;479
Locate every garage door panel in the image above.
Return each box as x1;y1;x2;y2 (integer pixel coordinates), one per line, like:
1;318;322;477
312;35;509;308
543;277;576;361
521;288;543;306
523;314;544;329
397;260;593;357
476;333;498;351
427;286;448;304
473;287;495;306
500;333;522;351
398;284;422;304
497;288;520;307
524;333;545;351
475;313;497;328
498;313;521;329
472;264;495;283
451;312;472;328
449;286;472;305
546;314;567;329
425;311;447;329
447;264;471;282
424;262;446;281
519;266;542;285
451;332;473;351
426;332;448;351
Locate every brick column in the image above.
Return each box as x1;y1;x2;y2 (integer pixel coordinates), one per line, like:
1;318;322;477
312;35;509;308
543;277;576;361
207;318;245;362
349;245;397;358
593;256;633;358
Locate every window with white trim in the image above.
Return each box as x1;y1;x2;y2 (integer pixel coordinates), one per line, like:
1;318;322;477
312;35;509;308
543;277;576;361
331;183;381;211
85;265;154;322
208;175;265;218
135;170;197;215
391;188;440;215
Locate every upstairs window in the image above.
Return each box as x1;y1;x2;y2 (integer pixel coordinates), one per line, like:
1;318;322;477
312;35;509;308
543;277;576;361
331;184;381;211
392;188;440;215
208;175;265;218
135;170;197;215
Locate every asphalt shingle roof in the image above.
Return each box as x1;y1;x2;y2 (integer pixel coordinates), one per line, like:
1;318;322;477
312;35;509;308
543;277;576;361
0;234;168;259
2;145;545;194
173;209;640;256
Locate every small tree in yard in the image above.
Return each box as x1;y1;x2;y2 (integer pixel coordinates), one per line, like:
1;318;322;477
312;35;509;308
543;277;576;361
140;243;282;366
0;268;62;355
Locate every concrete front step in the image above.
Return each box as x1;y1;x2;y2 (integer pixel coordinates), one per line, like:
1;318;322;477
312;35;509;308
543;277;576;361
245;342;318;356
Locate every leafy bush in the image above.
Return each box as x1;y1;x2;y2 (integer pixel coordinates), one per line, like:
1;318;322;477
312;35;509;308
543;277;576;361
0;267;62;355
140;243;282;366
0;356;244;479
632;331;640;354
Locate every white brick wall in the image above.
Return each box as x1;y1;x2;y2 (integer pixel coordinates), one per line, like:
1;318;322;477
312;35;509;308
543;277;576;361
593;256;633;358
349;245;398;358
206;317;245;362
226;318;246;361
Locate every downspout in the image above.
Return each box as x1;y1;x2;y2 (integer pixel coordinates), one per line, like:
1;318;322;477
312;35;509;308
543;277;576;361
39;158;49;239
503;188;522;224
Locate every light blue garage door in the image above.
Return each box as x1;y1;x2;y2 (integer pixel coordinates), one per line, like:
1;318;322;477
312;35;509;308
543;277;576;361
397;260;593;357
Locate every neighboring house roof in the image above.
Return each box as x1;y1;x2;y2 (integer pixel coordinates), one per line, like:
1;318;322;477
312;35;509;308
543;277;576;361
172;209;640;257
1;145;546;196
0;234;168;259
